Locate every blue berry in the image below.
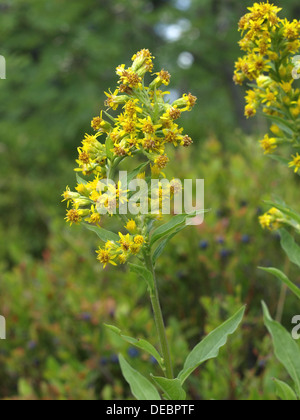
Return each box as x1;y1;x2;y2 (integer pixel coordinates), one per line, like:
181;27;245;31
199;240;209;250
217;236;225;245
99;357;108;366
27;341;37;350
81;312;92;321
241;235;250;244
220;249;232;259
128;347;139;358
110;354;119;364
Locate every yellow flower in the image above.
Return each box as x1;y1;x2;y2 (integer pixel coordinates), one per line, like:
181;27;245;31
259;213;272;230
280;81;293;94
155;155;169;169
126;220;137;233
134;235;145;245
85;206;101;226
261;87;278;106
105;89;128;110
173;93;197;111
62;187;80;206
96;247;117;268
150;69;171;88
289;153;300;173
129;243;142;255
118;233;133;252
282;19;300;40
131;49;154;75
138;116;162;135
244;104;257;118
65;208;88;226
259;134;277;154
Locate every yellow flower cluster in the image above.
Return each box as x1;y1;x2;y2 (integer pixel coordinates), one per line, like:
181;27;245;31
234;2;300;170
96;233;145;268
259;206;300;233
259;207;283;230
62;49;196;268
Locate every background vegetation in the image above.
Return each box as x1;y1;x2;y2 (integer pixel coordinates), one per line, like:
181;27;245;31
0;0;299;400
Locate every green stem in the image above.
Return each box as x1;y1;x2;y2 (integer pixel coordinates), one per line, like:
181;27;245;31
143;251;173;379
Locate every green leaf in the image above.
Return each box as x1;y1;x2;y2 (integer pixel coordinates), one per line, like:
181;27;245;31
152;231;180;264
264;200;300;225
83;223;119;242
150;210;207;247
259;267;300;300
76;173;88;185
151;376;186;400
104;324;164;372
178;306;245;384
262;302;300;396
279;229;300;269
105;136;114;160
267;154;291;166
18;378;34;398
103;111;116;124
120;162;149;185
273;378;298;401
119;354;161;401
129;263;155;291
264;114;295;136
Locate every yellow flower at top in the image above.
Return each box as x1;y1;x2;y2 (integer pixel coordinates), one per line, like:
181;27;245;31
63;48;196;268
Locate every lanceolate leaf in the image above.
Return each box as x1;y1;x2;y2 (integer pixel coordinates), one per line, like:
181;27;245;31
119;355;161;401
150;210;207;247
119;162;149;187
273;378;298;401
178;306;245;385
152;230;181;264
105;136;114;160
262;302;300;397
151;376;186;400
129;263;155;292
76;173;88;185
104;324;164;372
264;114;295;136
267;154;291;166
279;229;300;269
83;223;119;242
259;267;300;300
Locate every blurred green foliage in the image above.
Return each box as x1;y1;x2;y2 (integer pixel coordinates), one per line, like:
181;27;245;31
1;0;300;400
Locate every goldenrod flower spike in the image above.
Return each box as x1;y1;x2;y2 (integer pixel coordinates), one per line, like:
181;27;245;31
234;2;300;173
62;49;196;269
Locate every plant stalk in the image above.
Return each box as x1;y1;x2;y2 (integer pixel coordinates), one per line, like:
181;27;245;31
143;251;173;379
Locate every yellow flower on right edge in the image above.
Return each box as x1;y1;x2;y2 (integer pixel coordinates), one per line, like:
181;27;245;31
234;2;300;173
